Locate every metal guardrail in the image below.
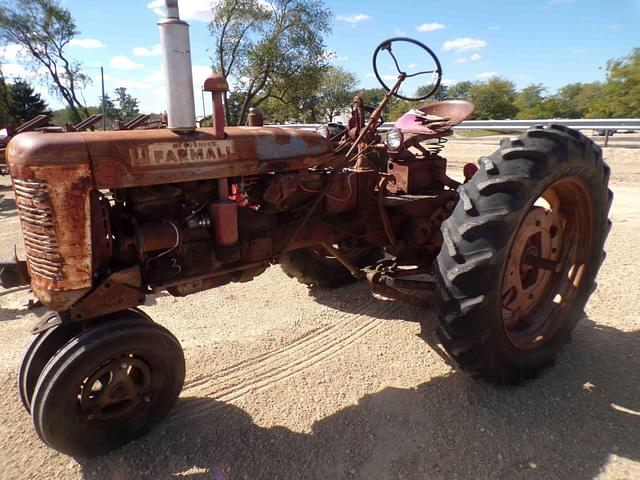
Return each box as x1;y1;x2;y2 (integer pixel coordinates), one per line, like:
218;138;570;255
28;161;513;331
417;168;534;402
447;118;640;131
269;119;640;132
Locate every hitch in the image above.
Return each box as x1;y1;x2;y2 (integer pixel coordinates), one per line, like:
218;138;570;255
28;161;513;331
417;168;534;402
365;257;435;308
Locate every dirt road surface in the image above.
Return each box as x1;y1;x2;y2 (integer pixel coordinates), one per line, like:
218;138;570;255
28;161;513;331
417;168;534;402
0;140;638;479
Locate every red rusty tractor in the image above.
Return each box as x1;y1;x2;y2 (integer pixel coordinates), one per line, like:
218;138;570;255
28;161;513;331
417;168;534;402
1;3;611;458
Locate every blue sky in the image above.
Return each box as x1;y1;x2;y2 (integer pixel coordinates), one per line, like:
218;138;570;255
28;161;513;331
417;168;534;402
0;0;638;117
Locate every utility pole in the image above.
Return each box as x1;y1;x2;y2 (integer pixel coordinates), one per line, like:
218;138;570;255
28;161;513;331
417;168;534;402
201;86;206;126
101;66;106;130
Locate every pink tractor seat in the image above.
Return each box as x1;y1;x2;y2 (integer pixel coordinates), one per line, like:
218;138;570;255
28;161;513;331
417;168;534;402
394;100;475;140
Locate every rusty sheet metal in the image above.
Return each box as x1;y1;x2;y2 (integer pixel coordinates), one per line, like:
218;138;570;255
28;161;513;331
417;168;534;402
7;160;93;310
69;267;143;321
86;127;331;188
6;127;331;189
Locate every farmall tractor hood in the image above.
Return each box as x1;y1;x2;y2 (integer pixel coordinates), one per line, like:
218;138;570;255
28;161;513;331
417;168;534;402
7;126;332;189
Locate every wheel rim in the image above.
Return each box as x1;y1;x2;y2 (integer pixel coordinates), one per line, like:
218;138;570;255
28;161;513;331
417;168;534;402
501;176;594;350
79;354;153;422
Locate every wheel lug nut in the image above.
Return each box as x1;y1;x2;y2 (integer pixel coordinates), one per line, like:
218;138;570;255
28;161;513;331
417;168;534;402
87;414;95;421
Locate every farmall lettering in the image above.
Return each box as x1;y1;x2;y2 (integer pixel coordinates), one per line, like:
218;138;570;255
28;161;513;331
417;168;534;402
130;140;238;167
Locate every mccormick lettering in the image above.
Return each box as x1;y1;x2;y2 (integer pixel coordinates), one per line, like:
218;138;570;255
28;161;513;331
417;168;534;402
130;140;238;167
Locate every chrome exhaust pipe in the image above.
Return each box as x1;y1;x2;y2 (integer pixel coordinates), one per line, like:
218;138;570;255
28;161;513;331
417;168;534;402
158;0;196;133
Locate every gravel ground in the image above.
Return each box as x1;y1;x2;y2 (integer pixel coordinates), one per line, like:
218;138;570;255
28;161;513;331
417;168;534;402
0;140;638;480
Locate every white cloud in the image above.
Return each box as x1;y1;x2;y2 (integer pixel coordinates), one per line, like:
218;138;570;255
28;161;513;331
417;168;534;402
336;14;372;24
606;24;620;30
441;78;457;86
394;29;407;36
113;78;149;90
0;63;28;78
110;55;144;70
416;22;445;32
573;48;586;54
334;55;349;61
0;43;27;60
144;68;165;84
192;64;213;87
69;38;106;49
147;0;217;22
407;63;416;68
366;72;376;78
443;38;487;52
133;44;162;57
454;53;481;64
476;71;497;79
488;25;500;31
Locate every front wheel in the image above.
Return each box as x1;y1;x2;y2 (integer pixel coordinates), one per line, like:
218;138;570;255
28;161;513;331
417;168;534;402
30;315;185;457
433;125;612;383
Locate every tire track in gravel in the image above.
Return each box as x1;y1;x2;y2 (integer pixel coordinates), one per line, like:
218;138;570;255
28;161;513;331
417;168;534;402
167;300;400;426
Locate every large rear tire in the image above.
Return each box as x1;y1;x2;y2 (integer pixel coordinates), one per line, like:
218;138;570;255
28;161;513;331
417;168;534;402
433;125;611;383
30;315;185;457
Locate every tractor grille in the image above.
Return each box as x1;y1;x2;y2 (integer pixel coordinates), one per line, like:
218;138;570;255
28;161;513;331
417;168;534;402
13;178;64;280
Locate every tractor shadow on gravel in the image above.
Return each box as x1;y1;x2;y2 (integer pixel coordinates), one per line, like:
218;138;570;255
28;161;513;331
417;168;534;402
79;318;640;480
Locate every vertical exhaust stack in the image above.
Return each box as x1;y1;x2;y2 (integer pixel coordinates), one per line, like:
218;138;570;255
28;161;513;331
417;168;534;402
158;0;196;133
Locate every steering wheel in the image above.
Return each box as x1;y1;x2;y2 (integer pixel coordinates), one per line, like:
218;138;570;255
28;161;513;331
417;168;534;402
372;37;442;102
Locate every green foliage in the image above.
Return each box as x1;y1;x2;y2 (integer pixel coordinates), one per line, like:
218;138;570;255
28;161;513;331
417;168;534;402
447;81;472;100
257;63;325;123
210;0;332;125
514;84;547;119
0;0;89;123
469;77;518;119
590;49;640;118
96;88;140;128
113;87;140;122
0;78;49;125
316;66;357;122
357;88;387;108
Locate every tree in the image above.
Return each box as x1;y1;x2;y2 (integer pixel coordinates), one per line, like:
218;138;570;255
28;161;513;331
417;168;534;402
357;88;387;108
0;78;49;124
0;0;90;123
96;88;140;128
468;77;517;119
590;48;640;118
210;0;332;125
317;66;356;122
98;94;118;126
113;87;140;123
514;84;547;119
447;80;472;100
0;66;10;125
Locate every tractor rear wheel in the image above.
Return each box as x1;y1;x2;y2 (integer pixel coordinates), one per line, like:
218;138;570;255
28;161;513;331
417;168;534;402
433;125;611;383
30;313;184;457
280;242;382;288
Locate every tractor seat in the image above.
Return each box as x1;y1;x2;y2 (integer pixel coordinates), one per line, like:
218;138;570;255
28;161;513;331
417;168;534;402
394;100;475;139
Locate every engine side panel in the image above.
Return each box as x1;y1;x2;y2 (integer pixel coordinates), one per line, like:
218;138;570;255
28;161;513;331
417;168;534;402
85;127;331;188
